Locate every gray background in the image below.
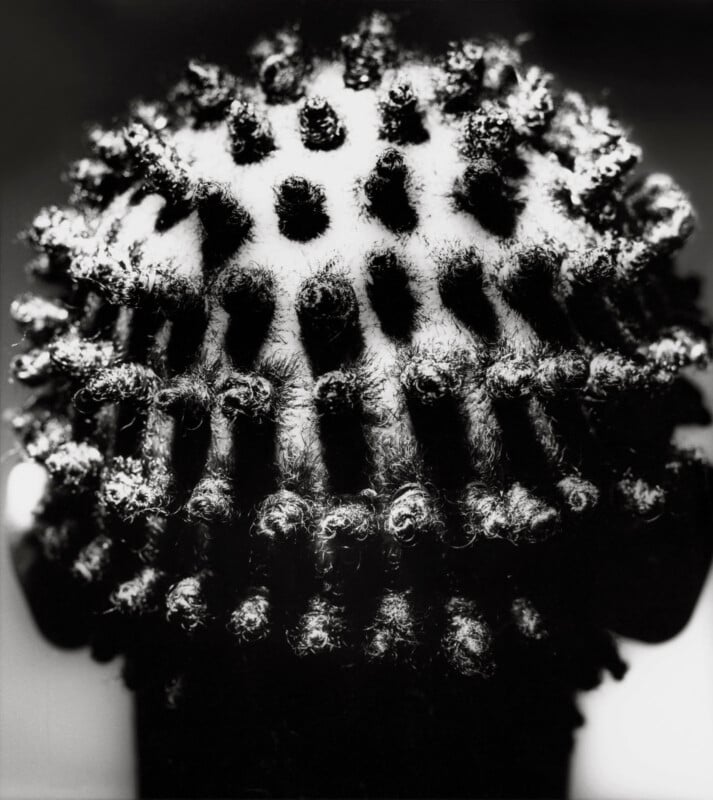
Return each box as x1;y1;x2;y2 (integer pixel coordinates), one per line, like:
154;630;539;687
1;1;712;797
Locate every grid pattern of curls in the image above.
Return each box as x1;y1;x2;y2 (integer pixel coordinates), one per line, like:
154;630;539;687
8;13;712;704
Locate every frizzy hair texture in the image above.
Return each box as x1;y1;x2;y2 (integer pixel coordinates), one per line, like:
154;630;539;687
7;13;712;709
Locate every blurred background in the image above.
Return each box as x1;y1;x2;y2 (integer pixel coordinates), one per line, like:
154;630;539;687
1;1;712;797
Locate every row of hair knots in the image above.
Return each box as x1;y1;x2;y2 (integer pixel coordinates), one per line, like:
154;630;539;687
13;204;710;388
161;583;529;678
12;284;700;540
117;567;550;681
19;386;699;557
59;14;696;258
21;373;704;601
26;501;576;685
39;480;553;679
61;16;559;238
72;119;430;243
165;14;541;122
50;451;623;687
66;149;695;304
20;200;680;307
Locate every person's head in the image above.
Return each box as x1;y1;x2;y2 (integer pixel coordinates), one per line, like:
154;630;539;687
6;12;712;796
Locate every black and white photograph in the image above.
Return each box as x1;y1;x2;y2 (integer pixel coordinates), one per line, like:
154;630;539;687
1;2;712;798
